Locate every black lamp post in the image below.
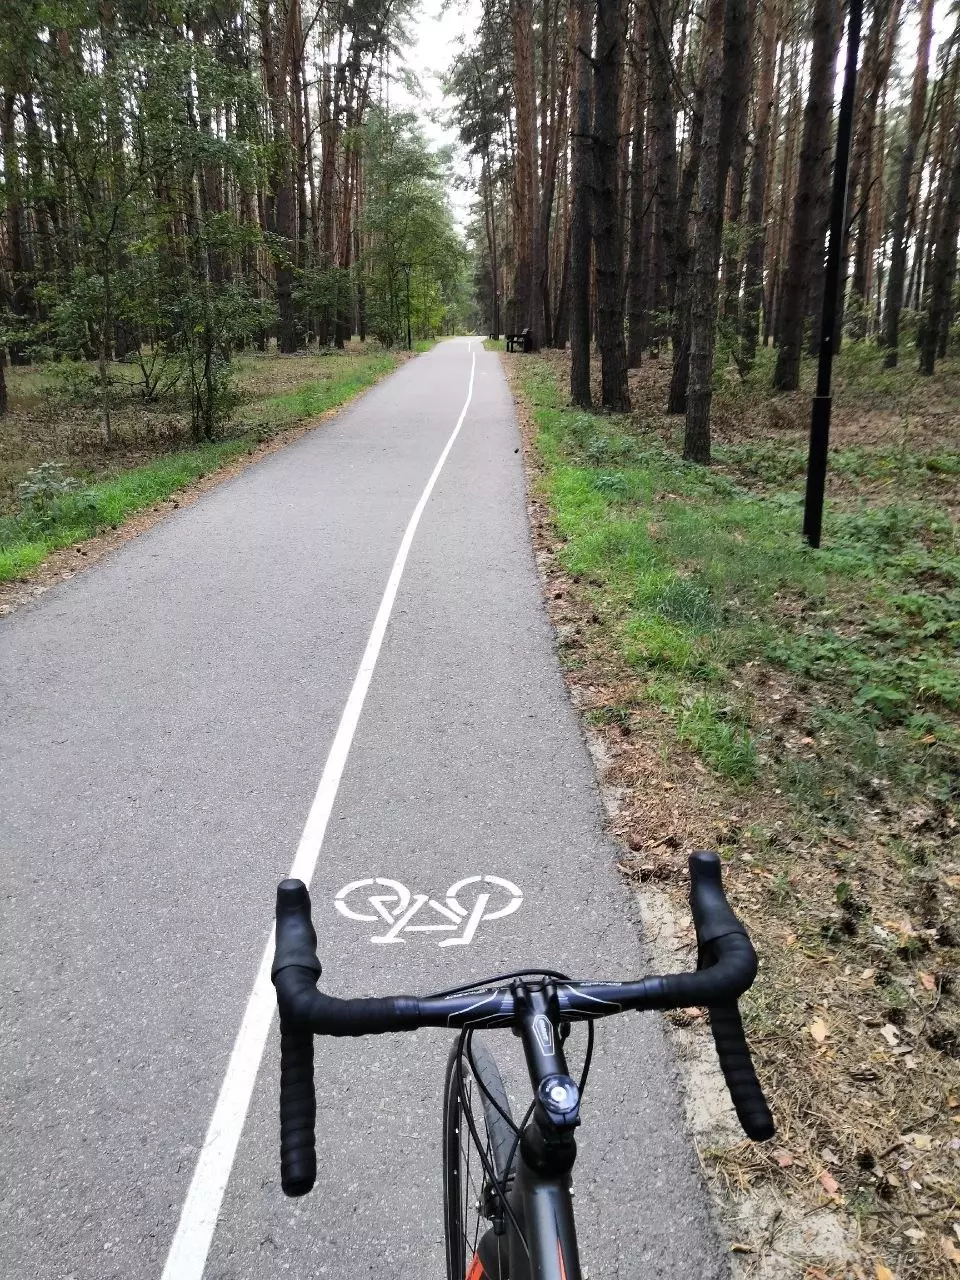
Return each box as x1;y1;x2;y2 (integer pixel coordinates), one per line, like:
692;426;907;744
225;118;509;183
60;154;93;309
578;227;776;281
398;261;412;351
802;0;864;548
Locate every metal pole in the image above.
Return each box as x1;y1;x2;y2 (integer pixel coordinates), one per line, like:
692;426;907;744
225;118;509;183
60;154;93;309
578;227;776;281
802;0;863;548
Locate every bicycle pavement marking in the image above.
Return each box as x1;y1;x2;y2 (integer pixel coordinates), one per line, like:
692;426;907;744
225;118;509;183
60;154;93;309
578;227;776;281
160;343;477;1280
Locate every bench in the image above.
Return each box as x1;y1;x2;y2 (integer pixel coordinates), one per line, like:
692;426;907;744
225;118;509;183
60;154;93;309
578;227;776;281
505;328;532;353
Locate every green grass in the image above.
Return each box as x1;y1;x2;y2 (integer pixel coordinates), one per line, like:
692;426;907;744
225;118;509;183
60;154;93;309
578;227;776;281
0;440;250;578
234;354;396;428
521;358;960;798
1;350;400;582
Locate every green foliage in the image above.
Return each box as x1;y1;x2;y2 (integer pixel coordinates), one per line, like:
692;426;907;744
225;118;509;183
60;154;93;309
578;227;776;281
44;360;112;408
360;109;470;345
520;357;959;800
6;13;275;438
17;463;79;523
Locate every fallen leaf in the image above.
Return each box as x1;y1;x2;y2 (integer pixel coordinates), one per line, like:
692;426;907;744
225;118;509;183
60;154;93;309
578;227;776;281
876;1265;894;1280
940;1236;960;1263
860;967;876;981
903;1054;918;1070
821;1146;840;1164
883;917;916;937
919;971;936;992
945;875;960;890
880;1024;901;1047
819;1170;841;1196
903;1227;925;1243
809;1017;829;1045
729;1242;755;1254
773;1148;795;1167
906;1133;933;1151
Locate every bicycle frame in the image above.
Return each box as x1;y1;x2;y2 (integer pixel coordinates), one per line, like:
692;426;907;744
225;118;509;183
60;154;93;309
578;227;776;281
504;1165;581;1280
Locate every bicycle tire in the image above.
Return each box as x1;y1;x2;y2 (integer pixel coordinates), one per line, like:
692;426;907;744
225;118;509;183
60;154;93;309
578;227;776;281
442;1038;516;1279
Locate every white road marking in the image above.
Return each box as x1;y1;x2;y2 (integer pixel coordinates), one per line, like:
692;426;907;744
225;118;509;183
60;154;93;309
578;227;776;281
161;345;477;1280
331;873;523;945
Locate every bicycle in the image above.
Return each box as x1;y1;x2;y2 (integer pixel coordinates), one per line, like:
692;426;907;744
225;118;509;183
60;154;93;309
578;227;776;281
272;851;775;1279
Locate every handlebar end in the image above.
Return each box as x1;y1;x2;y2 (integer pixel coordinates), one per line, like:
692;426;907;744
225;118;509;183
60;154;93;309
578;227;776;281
689;850;744;948
273;878;323;981
278;877;310;907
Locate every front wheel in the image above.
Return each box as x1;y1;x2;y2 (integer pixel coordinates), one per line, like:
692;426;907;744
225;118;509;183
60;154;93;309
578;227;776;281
442;1038;516;1279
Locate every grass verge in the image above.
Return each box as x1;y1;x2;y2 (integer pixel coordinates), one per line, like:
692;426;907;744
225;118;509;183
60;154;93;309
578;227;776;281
0;349;400;583
515;350;959;1280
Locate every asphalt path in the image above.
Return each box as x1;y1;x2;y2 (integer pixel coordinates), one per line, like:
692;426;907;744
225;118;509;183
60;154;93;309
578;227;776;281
1;339;726;1278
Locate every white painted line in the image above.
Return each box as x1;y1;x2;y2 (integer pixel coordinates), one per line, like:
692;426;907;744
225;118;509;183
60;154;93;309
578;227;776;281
161;347;478;1280
330;874;523;946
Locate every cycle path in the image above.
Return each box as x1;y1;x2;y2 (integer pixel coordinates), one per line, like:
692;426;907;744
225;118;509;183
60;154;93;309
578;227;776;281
1;339;726;1279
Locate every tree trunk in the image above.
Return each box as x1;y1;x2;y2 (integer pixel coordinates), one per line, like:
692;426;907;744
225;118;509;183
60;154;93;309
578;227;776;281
667;61;705;413
882;0;935;365
1;91;33;361
626;2;648;367
740;0;778;368
803;2;844;357
570;0;595;407
685;0;751;462
259;0;298;353
99;248;113;446
648;0;678;348
768;33;801;345
720;0;756;326
843;0;901;338
554;234;571;346
919;132;960;374
511;0;542;347
772;0;842;391
593;0;631;410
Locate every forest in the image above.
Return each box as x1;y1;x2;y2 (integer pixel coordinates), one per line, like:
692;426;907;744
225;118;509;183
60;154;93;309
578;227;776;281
0;0;470;443
450;0;959;463
1;0;958;459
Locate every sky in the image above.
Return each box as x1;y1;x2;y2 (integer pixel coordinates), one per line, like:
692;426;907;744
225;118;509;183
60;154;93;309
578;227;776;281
392;0;483;232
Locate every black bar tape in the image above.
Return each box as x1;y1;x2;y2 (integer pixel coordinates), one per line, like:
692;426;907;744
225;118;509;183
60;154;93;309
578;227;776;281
686;853;774;1141
688;851;743;947
707;1003;775;1141
279;1024;317;1195
273;880;321;1197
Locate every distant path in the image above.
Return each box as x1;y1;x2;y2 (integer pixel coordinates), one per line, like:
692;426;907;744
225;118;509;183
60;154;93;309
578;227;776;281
0;339;725;1278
